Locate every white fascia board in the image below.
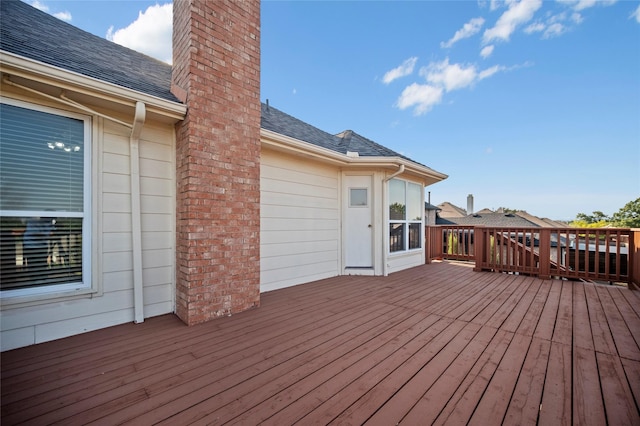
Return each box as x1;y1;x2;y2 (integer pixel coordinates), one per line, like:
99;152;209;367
260;128;448;185
0;51;186;121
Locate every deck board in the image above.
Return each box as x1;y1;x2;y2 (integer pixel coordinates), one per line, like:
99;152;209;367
2;261;639;425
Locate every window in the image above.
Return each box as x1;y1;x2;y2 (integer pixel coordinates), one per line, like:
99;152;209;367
389;178;422;253
0;100;91;297
349;188;368;207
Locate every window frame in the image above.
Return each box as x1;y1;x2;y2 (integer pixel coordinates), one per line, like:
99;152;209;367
388;178;423;254
0;98;93;300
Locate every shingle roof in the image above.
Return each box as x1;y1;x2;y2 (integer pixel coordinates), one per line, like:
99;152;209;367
436;212;540;227
261;103;434;164
2;1;443;172
0;0;179;103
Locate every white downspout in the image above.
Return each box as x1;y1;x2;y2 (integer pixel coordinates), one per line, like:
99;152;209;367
384;164;405;182
130;101;146;323
383;164;405;276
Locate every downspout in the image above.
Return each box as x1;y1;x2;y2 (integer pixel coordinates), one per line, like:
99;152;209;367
383;164;405;276
4;75;149;320
130;101;146;323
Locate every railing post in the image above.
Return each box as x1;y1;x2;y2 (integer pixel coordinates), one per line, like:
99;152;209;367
538;228;551;280
473;226;485;272
631;228;639;291
425;226;432;264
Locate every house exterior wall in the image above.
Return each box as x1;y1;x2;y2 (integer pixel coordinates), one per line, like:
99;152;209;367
387;250;426;274
0;90;176;351
260;148;340;292
260;148;429;291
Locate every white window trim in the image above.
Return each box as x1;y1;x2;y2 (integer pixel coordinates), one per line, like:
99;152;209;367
0;97;93;302
388;178;423;255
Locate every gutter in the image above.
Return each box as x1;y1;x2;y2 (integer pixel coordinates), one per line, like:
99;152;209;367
1;51;186;120
261;129;448;184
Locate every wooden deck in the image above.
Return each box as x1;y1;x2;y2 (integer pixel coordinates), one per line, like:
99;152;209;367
2;261;639;425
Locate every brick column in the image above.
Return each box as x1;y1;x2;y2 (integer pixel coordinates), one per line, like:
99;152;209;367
172;0;261;325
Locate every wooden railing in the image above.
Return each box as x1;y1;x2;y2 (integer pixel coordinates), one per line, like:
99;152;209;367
426;225;639;289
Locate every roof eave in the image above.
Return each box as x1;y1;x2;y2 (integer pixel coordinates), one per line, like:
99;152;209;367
0;51;186;121
261;128;448;186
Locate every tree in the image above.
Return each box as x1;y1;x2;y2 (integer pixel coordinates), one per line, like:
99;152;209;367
574;211;609;224
611;198;640;228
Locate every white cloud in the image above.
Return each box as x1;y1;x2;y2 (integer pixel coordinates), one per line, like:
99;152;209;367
525;10;579;39
563;0;617;11
490;0;503;11
524;22;545;34
632;4;640;23
394;58;522;115
29;0;49;12
543;22;566;38
483;0;543;43
382;57;418;84
53;11;72;22
106;3;173;64
420;59;478;92
571;12;584;24
28;0;72;21
478;64;505;80
441;17;485;48
395;83;444;115
480;45;495;59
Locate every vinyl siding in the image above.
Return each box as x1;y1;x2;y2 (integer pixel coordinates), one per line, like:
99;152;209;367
0;104;175;351
260;149;340;292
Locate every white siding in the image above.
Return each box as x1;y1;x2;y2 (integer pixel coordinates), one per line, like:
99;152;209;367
387;251;425;274
260;149;340;292
1;112;176;351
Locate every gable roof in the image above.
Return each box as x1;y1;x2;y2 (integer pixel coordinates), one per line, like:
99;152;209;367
0;0;179;103
437;202;467;218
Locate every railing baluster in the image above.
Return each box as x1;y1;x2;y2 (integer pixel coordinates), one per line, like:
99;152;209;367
426;225;635;287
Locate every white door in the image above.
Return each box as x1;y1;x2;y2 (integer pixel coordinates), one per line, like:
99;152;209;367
344;175;373;268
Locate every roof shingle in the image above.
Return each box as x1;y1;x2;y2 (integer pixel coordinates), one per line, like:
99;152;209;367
0;0;179;103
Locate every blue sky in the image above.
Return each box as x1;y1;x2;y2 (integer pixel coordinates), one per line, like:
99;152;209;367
25;0;640;221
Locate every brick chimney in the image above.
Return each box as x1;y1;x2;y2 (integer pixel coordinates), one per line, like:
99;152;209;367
172;0;261;325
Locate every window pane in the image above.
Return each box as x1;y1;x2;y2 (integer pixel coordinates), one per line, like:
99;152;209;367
1;216;83;290
389;179;405;220
1;102;86;292
409;223;421;249
390;223;405;252
0;104;84;212
407;182;423;221
350;188;367;207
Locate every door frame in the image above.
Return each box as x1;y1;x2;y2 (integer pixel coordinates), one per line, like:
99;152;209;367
342;172;380;276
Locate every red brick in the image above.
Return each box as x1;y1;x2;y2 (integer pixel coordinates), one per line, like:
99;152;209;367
173;0;261;326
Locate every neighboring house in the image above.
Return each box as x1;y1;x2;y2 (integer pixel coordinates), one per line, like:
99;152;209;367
514;210;568;228
0;1;447;350
436;212;540;227
424;202;441;226
436;201;467;218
